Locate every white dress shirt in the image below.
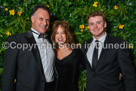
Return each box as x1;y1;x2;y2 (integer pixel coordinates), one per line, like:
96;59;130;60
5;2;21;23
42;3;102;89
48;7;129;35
31;28;55;82
87;32;107;66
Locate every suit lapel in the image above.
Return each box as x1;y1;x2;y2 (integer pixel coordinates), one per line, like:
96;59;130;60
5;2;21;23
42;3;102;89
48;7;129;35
95;34;110;71
84;35;111;72
25;30;45;78
85;38;93;54
84;39;93;71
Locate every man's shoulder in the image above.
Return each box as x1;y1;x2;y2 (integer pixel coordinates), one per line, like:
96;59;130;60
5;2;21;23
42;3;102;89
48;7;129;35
7;31;30;42
107;34;125;43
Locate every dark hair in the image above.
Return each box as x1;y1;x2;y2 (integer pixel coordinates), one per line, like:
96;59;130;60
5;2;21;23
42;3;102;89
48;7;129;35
51;20;74;49
31;4;50;16
88;11;106;22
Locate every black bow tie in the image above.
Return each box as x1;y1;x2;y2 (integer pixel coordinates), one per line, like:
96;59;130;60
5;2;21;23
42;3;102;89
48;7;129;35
31;30;48;39
38;34;48;39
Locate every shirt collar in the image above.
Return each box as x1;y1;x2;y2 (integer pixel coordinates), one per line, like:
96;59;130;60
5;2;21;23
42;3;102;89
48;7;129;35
31;28;40;35
31;28;40;38
93;32;107;43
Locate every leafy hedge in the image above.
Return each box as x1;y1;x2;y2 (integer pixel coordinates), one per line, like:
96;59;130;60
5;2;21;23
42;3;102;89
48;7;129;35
0;0;136;91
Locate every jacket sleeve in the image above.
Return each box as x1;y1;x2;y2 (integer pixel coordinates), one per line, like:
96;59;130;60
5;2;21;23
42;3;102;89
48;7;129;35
2;35;19;91
118;41;136;91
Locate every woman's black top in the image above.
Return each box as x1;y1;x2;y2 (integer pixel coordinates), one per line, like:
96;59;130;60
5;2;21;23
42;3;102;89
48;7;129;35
55;49;85;91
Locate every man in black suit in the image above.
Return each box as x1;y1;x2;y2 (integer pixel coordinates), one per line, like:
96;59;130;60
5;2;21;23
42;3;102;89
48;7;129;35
2;5;57;91
81;11;136;91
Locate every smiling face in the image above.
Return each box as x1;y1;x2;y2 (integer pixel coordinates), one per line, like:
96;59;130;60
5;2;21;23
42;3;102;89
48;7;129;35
88;16;107;39
31;8;50;34
55;26;66;44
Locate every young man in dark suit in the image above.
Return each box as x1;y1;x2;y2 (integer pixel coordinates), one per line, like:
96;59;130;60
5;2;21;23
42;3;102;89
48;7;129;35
2;5;57;91
81;11;136;91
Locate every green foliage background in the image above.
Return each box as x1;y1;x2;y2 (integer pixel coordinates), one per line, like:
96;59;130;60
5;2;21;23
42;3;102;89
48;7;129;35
0;0;136;91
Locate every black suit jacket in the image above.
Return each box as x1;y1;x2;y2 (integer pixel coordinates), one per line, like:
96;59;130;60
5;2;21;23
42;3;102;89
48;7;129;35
2;30;58;91
81;34;136;91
